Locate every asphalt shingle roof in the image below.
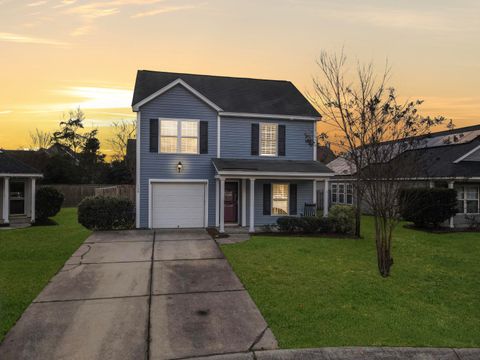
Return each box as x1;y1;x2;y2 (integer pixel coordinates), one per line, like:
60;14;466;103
212;158;333;174
132;70;320;117
0;151;42;175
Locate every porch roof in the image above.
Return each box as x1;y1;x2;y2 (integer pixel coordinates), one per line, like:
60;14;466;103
212;158;334;177
0;151;42;177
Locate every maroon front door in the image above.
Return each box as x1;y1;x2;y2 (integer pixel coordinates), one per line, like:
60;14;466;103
224;182;238;223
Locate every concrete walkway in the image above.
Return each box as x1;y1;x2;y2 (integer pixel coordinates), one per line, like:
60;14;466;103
0;229;277;360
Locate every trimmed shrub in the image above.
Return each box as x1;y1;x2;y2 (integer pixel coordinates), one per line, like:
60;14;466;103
35;186;64;222
78;196;135;230
399;188;457;228
276;216;333;234
328;205;356;235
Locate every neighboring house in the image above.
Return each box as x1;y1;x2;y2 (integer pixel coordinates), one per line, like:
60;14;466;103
316;145;336;164
132;70;334;231
319;124;480;228
0;151;42;226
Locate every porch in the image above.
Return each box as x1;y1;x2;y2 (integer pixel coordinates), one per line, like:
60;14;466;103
212;158;334;233
0;176;39;227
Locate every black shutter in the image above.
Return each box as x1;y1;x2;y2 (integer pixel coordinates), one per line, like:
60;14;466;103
263;183;271;215
200;121;208;154
149;119;158;153
289;184;297;215
278;125;286;156
251;123;259;155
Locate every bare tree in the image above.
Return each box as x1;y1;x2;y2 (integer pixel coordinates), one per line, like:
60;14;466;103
310;50;445;277
29;129;52;150
108;119;136;161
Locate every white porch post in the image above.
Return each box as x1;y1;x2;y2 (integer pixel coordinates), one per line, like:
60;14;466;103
448;180;455;229
323;178;329;217
249;178;255;233
31;178;36;223
3;177;9;224
241;179;247;227
215;179;220;227
220;178;225;233
312;180;317;204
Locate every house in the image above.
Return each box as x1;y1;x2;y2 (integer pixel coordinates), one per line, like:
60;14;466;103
319;124;480;228
131;70;334;231
316;145;336;164
0;151;42;226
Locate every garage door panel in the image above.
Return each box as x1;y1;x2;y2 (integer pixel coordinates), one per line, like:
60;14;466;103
151;182;206;228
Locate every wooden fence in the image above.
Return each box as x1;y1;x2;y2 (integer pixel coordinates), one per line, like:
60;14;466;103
94;185;135;202
40;184;135;207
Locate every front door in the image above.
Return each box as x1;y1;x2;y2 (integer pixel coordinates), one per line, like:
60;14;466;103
224;182;238;223
10;181;25;215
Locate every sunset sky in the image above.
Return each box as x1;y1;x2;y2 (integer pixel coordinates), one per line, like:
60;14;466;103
1;0;479;155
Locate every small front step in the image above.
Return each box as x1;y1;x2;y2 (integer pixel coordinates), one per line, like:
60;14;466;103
9;216;31;225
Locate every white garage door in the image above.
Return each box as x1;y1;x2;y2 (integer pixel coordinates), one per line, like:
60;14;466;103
151;182;206;228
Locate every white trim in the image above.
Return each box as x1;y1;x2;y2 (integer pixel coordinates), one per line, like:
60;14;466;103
249;178;255;232
136;111;141;228
313;121;317;161
0;173;42;178
448;181;455;228
453;144;480;163
220;111;318;121
158;118;200;155
148;179;209;229
2;177;9;224
323;179;329;217
259;122;278;157
312;180;317;203
132;78;223;112
216;171;335;178
215;179;219;227
31;178;36;223
217;114;221;158
220;178;225;233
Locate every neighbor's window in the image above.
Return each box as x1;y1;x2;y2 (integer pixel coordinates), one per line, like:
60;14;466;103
331;183;353;205
260;123;277;156
160;119;198;154
272;184;289;215
456;185;479;214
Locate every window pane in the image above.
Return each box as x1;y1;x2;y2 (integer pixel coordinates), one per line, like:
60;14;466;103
181;121;198;137
347;184;353;195
181;137;198;154
260;123;277;156
160;136;177;153
339;193;345;203
347;194;353;204
332;193;337;203
466;200;479;213
339;184;345;194
272;184;289;215
466;187;478;200
161;120;178;136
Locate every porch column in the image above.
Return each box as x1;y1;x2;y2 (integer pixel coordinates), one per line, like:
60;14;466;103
448;180;455;229
220;178;225;233
31;178;36;223
215;179;220;227
249;178;255;233
312;180;317;204
323;178;329;217
3;177;9;224
241;179;247;227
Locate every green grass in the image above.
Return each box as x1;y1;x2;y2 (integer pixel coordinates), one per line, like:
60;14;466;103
221;217;480;348
0;208;90;341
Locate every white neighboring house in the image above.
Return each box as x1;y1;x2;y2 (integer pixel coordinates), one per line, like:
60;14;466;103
0;151;43;227
316;124;480;228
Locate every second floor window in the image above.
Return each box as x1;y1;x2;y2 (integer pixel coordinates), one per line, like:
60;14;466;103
160;119;198;154
260;123;277;156
331;183;353;205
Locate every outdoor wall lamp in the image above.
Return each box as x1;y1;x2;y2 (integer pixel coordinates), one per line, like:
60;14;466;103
177;161;183;173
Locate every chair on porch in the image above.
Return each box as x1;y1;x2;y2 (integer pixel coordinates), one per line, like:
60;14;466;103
302;203;317;217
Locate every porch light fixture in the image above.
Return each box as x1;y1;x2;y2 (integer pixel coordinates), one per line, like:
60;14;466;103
177;161;183;173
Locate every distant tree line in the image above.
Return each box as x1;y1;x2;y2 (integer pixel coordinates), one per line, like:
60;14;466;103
28;108;135;185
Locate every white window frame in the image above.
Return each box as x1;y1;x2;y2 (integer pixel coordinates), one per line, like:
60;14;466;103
271;183;289;216
158;118;200;154
331;182;353;205
259;122;278;157
456;185;480;215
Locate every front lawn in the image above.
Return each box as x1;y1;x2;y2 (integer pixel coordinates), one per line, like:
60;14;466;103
221;217;480;348
0;208;90;341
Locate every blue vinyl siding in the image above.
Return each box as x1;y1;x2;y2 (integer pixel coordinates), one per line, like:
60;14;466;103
220;116;314;160
138;84;218;228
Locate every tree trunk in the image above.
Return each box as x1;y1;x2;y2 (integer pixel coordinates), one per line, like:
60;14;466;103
374;216;393;277
354;179;362;238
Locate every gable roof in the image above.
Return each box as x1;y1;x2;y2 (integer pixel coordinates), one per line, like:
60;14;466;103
0;151;42;175
132;70;320;118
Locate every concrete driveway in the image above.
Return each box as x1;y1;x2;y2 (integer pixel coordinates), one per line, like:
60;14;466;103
0;229;277;360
